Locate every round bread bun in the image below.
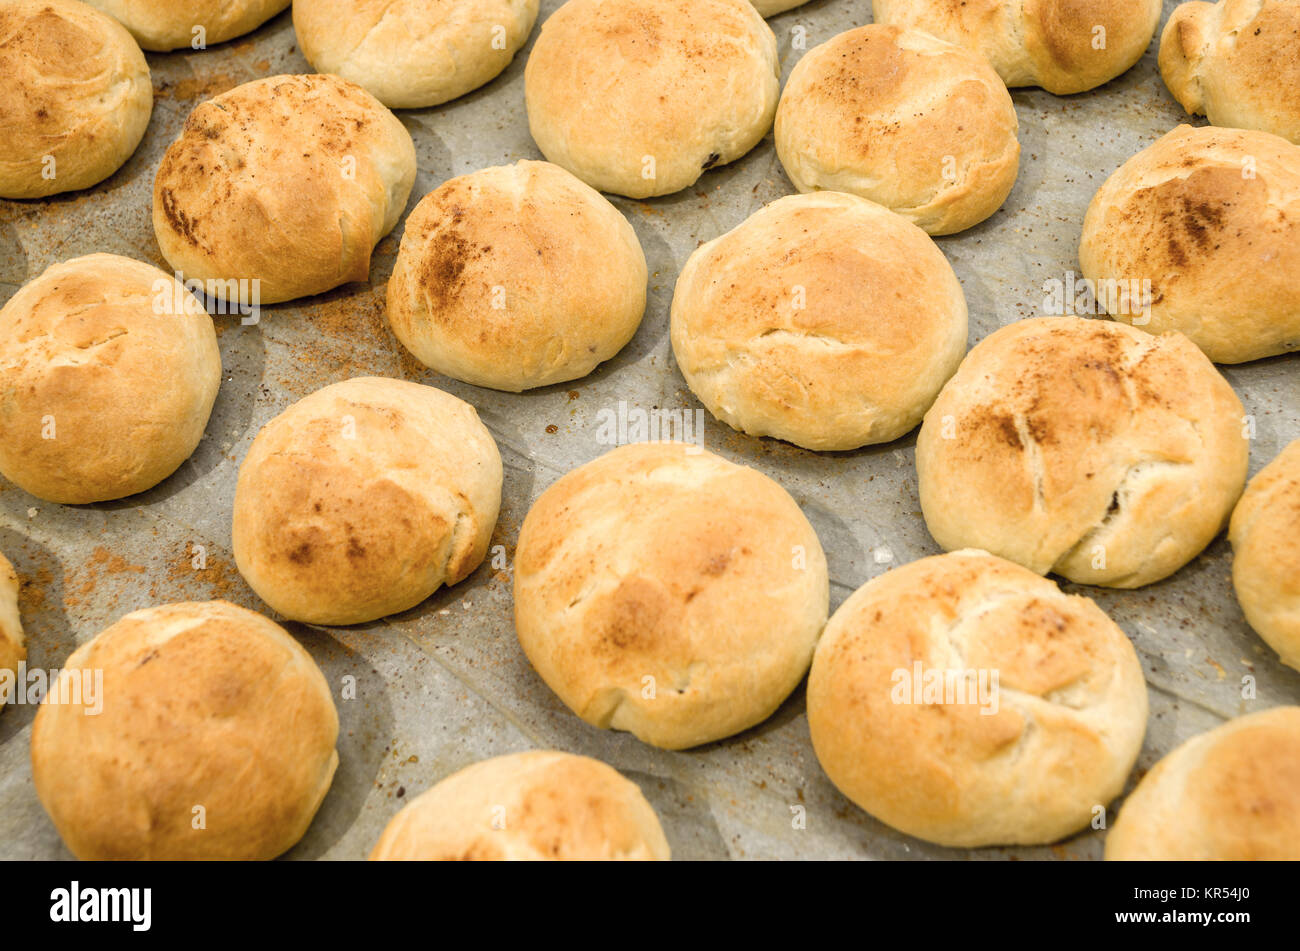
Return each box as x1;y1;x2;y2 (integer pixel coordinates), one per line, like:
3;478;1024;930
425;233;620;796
1079;124;1300;364
808;550;1148;848
294;0;539;109
1161;0;1300;145
1229;440;1300;672
153;74;416;305
775;24;1020;236
387;160;647;392
0;552;25;715
670;192;968;450
84;0;289;52
370;751;671;860
30;600;339;860
513;441;829;750
871;0;1163;95
0;254;221;504
0;0;152;200
233;377;503;626
1106;706;1300;860
915;316;1249;589
751;0;807;14
524;0;780;199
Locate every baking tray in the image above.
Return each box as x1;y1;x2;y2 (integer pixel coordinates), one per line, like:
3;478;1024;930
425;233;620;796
1;0;1296;861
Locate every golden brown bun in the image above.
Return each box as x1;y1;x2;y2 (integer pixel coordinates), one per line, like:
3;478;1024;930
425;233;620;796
1229;441;1300;672
0;0;152;199
524;0;779;199
513;441;828;750
0;552;24;714
775;25;1020;236
387;160;647;391
1160;0;1300;144
295;0;538;109
916;317;1249;588
751;0;806;13
872;0;1163;95
370;751;671;860
1106;706;1300;860
0;254;221;504
809;550;1148;847
1079;124;1300;364
84;0;289;51
30;601;339;860
153;74;416;305
670;192;968;450
233;377;503;626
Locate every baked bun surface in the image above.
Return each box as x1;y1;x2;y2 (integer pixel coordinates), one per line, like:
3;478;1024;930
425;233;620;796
1106;706;1300;860
670;192;968;450
387;160;647;391
1229;440;1300;672
513;441;828;750
1161;0;1300;145
370;750;671;860
872;0;1163;95
751;0;806;14
524;0;779;199
1079;124;1300;364
775;24;1020;236
153;74;416;305
0;0;152;199
916;317;1248;588
294;0;539;109
233;377;503;626
809;550;1148;847
30;600;339;860
0;254;221;504
0;553;24;714
84;0;289;52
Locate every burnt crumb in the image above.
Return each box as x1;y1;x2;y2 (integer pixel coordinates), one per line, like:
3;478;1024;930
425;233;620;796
701;152;721;170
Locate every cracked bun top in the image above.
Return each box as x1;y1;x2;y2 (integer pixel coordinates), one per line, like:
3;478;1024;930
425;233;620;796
370;751;670;860
232;377;503;626
916;316;1249;588
30;600;339;860
0;552;24;712
808;550;1149;848
0;254;221;504
513;441;829;750
1106;706;1300;860
0;0;152;199
84;0;289;52
152;74;416;305
524;0;780;199
774;24;1020;236
670;192;968;450
872;0;1163;95
295;0;539;109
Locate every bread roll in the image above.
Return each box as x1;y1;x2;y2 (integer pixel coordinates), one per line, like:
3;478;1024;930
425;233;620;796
0;0;152;200
775;25;1020;236
670;192;968;450
0;553;24;715
808;550;1148;847
233;377;503;626
513;441;828;750
1161;0;1300;145
1106;706;1300;860
524;0;779;199
387;160;647;391
370;751;670;860
1079;124;1300;364
153;74;416;305
84;0;289;52
751;0;807;14
30;600;339;860
0;254;221;504
1229;441;1300;672
294;0;538;109
872;0;1163;95
916;317;1249;588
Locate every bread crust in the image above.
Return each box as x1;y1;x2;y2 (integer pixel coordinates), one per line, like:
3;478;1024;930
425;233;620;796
0;553;24;714
84;0;289;51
